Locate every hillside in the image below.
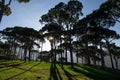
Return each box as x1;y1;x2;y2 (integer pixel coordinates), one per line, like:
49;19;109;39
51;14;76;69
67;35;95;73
0;60;120;80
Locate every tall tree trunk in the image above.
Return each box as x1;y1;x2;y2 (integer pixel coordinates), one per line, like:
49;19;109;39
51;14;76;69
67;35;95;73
19;48;23;60
0;0;5;24
9;40;13;58
106;40;115;69
100;42;105;68
86;53;91;65
69;27;73;68
92;58;96;65
60;39;63;67
24;47;27;62
65;48;67;63
12;39;17;60
41;42;43;52
53;39;56;63
28;46;32;61
50;41;54;63
18;47;22;60
61;49;63;67
12;45;17;60
76;45;79;63
82;56;84;64
28;41;32;61
28;49;31;61
85;42;91;65
76;54;79;63
113;56;118;70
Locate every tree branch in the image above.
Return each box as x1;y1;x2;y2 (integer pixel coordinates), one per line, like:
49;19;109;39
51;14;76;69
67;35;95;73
116;19;120;23
6;0;12;6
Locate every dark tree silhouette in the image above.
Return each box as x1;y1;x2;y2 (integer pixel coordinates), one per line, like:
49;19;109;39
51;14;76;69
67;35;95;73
0;26;43;61
40;0;83;68
0;0;30;24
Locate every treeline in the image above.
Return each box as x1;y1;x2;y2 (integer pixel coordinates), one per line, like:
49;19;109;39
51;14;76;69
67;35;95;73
0;0;120;70
0;27;44;61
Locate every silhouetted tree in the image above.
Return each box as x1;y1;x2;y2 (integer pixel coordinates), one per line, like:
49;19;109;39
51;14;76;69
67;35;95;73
0;26;42;61
109;43;120;70
40;0;83;68
0;0;30;24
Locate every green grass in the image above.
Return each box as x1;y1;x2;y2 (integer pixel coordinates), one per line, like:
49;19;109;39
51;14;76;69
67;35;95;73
0;60;120;80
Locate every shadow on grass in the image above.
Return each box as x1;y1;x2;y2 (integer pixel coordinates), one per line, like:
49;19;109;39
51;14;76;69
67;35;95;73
49;62;62;80
58;63;73;80
5;62;40;80
0;59;8;62
0;61;25;72
70;64;120;80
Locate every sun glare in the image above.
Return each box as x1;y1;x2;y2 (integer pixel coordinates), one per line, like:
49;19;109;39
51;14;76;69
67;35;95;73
42;39;51;51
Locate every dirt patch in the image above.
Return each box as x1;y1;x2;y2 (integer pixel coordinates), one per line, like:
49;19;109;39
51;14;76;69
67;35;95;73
31;69;50;75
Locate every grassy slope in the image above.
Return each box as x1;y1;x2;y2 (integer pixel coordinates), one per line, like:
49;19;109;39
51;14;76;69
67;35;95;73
0;60;120;80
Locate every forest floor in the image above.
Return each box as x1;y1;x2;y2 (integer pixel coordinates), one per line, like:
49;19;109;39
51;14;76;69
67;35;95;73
0;59;120;80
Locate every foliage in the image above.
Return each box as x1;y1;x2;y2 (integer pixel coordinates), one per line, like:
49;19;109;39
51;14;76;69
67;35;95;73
0;0;120;72
0;0;30;24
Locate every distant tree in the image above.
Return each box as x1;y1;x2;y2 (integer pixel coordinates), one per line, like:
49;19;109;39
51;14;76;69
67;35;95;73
58;42;70;63
0;26;42;61
0;41;10;58
72;41;81;63
38;51;50;62
73;0;120;68
103;29;119;69
109;43;120;70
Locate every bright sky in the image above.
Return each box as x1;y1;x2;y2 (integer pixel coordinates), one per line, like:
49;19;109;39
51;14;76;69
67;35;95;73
0;0;120;50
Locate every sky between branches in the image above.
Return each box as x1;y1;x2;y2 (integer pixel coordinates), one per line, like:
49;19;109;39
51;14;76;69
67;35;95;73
0;0;120;50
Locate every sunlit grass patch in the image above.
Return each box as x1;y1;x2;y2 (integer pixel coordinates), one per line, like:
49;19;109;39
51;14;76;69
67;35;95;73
0;60;120;80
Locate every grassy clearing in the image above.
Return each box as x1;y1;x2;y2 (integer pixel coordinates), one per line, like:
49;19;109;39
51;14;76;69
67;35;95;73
0;60;120;80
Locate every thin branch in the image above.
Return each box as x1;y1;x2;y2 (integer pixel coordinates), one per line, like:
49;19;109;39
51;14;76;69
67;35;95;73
116;19;120;23
6;0;12;6
113;16;120;23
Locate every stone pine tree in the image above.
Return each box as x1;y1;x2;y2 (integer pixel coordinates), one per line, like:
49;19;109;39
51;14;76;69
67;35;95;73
40;0;83;68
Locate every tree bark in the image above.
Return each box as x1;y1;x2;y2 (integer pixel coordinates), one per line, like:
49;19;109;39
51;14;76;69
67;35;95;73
76;45;79;63
69;27;73;68
100;42;105;68
24;46;27;62
85;42;91;65
65;48;67;63
106;40;115;69
113;56;118;70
